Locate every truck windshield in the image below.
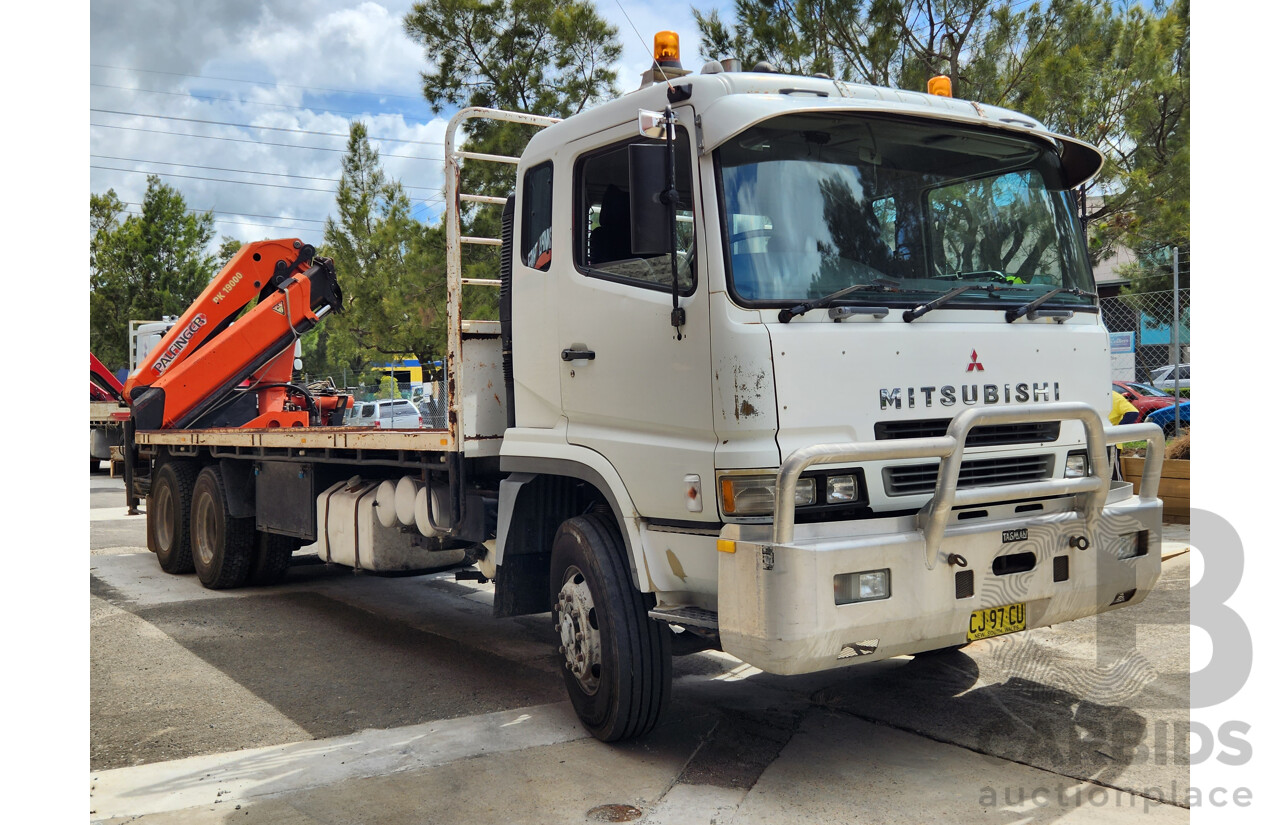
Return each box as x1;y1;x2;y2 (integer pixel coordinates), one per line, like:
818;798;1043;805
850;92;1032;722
718;113;1094;308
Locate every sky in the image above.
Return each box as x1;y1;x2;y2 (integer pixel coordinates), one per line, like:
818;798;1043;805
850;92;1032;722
88;0;729;245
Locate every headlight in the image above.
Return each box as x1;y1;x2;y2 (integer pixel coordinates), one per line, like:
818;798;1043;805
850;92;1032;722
1065;450;1089;478
835;569;891;604
826;475;860;502
719;475;816;515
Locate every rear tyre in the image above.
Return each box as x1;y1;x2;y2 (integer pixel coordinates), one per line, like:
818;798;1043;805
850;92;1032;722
190;466;254;590
249;532;299;586
150;461;198;574
549;513;671;742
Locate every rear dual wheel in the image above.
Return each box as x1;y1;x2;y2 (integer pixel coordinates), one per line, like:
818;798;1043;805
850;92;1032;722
149;461;198;574
249;531;300;586
190;466;255;590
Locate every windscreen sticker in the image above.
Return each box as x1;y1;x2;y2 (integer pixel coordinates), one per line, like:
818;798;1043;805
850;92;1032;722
151;314;207;375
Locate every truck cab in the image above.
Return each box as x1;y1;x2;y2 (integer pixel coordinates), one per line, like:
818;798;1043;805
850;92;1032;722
492;67;1163;733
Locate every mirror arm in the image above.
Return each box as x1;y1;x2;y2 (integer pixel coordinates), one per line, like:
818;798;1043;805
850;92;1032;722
663;106;685;336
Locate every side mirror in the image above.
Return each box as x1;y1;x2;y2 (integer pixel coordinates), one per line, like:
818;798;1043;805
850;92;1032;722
628;143;671;255
1124;392;1136;401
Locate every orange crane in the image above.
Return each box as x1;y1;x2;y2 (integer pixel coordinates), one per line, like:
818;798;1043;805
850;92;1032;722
124;239;347;430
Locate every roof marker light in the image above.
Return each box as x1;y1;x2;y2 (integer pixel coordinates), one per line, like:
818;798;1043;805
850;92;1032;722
928;75;952;97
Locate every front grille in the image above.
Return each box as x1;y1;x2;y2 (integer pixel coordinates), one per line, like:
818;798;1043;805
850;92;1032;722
875;419;1060;446
955;569;974;599
882;454;1053;497
1053;555;1070;582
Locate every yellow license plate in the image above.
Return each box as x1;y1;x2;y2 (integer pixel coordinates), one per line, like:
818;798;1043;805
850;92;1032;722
967;603;1026;641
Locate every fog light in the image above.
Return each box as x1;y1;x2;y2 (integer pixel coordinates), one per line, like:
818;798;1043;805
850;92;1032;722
1065;450;1088;478
827;475;860;503
1110;589;1136;605
835;569;890;605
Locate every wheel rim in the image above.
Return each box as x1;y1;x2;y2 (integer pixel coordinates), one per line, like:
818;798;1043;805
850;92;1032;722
192;490;217;568
554;565;602;695
154;482;174;551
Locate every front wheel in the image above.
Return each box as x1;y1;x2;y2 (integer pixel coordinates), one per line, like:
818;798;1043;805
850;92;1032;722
914;642;970;657
549;513;671;742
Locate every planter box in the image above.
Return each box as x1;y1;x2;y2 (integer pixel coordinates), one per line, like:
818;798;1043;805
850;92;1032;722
1120;456;1189;523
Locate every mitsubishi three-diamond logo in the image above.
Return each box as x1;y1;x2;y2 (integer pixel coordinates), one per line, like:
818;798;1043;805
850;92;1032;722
967;349;984;372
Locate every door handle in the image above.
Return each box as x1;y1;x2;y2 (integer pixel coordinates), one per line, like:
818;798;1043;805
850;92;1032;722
561;348;596;362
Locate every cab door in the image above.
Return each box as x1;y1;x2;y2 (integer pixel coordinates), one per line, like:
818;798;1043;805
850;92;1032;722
555;117;716;521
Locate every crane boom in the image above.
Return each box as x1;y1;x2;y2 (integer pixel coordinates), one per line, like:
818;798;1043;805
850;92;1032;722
124;238;345;430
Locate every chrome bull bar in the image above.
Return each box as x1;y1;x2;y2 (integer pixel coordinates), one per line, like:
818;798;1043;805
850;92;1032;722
771;402;1165;568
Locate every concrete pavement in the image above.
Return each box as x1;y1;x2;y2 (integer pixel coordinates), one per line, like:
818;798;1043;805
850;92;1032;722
91;475;1193;823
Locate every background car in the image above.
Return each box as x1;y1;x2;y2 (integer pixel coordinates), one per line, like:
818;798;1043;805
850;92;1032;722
370;398;423;429
344;401;370;425
1112;381;1176;421
1148;363;1190;394
1145;401;1190;437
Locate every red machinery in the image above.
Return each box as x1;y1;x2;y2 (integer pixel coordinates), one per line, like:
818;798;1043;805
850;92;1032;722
90;352;125;402
124;239;347;430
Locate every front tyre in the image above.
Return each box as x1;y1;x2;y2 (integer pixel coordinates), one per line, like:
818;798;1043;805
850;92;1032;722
550;513;671;742
190;466;254;590
913;642;970;657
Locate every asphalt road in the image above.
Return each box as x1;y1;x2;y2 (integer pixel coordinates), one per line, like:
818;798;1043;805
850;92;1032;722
89;472;1192;824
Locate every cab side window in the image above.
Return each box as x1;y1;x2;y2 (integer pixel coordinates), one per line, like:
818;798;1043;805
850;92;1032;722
574;130;695;294
521;162;553;270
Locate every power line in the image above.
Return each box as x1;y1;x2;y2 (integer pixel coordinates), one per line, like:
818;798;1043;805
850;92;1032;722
95;155;341;184
92;165;335;194
91;63;427;102
90;108;444;146
90;154;440;193
90;122;441;162
90;82;432;121
121;202;328;225
119;207;322;234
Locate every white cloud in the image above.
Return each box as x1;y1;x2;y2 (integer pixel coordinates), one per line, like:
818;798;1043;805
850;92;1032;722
89;1;737;243
91;1;441;243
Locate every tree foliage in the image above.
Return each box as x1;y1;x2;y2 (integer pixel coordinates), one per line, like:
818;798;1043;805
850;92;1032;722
694;0;1189;276
89;177;217;368
404;0;620;118
403;0;623;285
317;122;447;381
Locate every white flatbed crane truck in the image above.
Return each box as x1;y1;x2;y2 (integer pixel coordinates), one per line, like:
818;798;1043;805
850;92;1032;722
122;51;1165;741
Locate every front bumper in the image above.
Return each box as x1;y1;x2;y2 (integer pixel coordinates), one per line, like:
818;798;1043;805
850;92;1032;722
716;403;1166;675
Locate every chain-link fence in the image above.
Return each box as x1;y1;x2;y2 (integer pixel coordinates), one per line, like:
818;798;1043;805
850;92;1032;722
1100;288;1190;386
1100;287;1190;438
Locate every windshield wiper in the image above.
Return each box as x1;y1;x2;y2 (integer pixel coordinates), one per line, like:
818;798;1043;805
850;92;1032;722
1004;286;1097;323
778;280;898;323
902;283;1031;323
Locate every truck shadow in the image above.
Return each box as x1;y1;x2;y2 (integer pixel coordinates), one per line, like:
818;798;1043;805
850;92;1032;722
804;641;1172;818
